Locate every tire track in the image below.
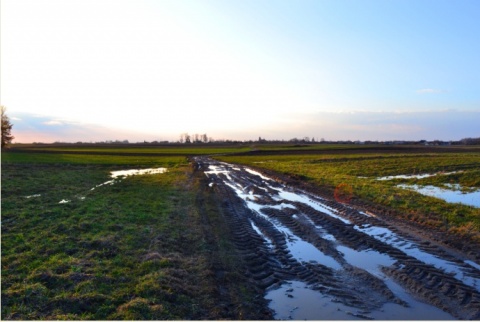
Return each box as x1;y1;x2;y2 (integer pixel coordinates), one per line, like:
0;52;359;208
197;157;480;319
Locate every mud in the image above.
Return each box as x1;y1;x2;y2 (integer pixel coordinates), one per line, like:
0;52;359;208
194;157;480;320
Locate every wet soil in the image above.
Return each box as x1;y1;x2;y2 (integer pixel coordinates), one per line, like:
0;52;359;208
193;157;480;320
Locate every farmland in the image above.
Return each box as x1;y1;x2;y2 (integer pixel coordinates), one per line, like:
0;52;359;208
1;144;269;319
218;146;480;246
2;143;480;319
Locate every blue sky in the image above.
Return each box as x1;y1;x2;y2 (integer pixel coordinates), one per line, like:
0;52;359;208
1;0;479;142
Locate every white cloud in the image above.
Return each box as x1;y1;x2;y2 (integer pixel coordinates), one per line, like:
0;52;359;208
9;108;480;143
43;120;64;126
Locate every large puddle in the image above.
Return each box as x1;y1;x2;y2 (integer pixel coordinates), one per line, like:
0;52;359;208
267;280;453;320
354;224;480;291
58;167;168;202
110;167;167;178
376;171;460;181
397;183;480;208
90;167;168;191
201;159;480;319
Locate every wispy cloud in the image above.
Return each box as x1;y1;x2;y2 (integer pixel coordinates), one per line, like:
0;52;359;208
10;112;164;143
42;120;65;126
8;109;480;143
416;88;448;94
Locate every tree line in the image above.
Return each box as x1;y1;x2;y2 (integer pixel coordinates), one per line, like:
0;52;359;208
2;106;479;146
179;133;212;144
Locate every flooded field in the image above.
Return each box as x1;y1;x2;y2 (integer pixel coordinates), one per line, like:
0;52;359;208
198;157;480;319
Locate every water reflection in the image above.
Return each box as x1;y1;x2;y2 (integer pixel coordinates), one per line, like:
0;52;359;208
398;184;480;208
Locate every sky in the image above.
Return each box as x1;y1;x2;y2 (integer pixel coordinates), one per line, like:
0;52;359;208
1;0;479;143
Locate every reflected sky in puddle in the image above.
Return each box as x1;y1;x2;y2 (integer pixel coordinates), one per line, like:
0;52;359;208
266;280;359;320
110;167;167;178
355;224;480;291
398;183;480;208
276;224;342;269
245;168;271;180
266;280;453;320
337;245;395;278
61;167;168;202
204;165;233;181
24;194;41;198
272;189;351;224
376;171;460;181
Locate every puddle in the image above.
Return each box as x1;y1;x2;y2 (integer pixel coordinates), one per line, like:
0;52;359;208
91;180;116;190
245;168;271;180
268;203;297;211
397;184;480;208
59;167;169;202
355;224;480;291
275;224;342;269
300;214;337;242
372;279;455;320
336;246;453;319
272;189;351;224
337;245;395;278
266;279;453;320
266;280;361;320
110;167;167;178
24;194;41;198
376;171;460;181
91;167;168;191
249;219;274;249
465;260;480;270
204;165;233;181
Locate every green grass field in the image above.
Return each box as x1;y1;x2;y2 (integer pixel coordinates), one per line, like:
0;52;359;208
2;143;480;319
1;146;260;319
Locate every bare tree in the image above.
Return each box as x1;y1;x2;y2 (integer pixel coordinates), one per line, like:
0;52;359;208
1;106;14;149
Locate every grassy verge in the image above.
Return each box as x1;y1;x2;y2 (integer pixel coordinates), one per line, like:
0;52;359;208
1;149;264;319
216;150;480;243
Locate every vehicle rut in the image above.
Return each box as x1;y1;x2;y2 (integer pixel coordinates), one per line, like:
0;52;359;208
195;157;480;320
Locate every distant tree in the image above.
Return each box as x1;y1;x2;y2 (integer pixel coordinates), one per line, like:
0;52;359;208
180;133;191;143
1;106;14;149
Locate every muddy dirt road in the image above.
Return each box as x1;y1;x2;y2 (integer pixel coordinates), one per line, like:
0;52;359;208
195;157;480;320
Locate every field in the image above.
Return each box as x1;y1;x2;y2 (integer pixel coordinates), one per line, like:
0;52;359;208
218;146;480;245
2;143;480;319
1;144;269;319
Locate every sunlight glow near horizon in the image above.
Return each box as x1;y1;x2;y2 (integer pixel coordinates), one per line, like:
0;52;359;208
1;0;479;142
